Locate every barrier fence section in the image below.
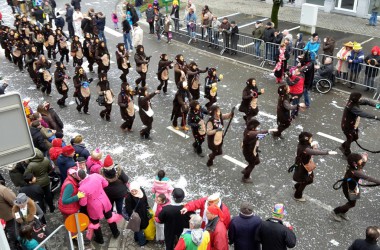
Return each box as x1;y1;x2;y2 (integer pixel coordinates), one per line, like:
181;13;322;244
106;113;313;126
169;18;380;98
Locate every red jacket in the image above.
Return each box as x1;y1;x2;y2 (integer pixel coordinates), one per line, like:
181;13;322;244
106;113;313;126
184;197;231;229
58;175;80;215
287;74;304;95
209;219;228;250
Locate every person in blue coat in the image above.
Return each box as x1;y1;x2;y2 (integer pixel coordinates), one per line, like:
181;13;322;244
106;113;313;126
303;33;320;62
347;43;365;89
57;145;76;182
228;202;261;250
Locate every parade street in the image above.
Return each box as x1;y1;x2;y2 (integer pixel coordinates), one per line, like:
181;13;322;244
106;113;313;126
1;0;380;249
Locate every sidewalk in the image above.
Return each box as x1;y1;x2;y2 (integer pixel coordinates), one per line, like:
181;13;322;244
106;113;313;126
189;0;378;38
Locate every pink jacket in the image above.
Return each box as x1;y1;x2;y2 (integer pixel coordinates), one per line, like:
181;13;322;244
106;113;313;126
151;179;174;201
154;201;171;223
86;156;103;174
111;13;118;23
78;173;112;220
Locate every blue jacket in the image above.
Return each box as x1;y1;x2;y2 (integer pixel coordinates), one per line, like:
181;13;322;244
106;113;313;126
96;16;106;31
304;39;320;61
228;213;262;250
57;155;76;182
72;143;90;160
348;50;365;72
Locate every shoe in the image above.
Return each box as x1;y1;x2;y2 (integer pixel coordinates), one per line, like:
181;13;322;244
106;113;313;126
242;177;253;183
94;238;105;245
293;197;306;202
129;50;133;53
100;114;105;119
206;159;213;167
113;230;120;238
339;213;350;221
173;126;180;130
182;126;190;131
84;112;90;115
331;211;342;222
197;152;205;157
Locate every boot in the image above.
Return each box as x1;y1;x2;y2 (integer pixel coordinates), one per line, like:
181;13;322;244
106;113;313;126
108;222;120;238
192;142;197;152
206;157;213;167
197;146;205;157
93;227;104;245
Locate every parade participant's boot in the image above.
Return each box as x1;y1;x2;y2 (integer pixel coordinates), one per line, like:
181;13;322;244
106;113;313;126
293;196;306;202
331;211;342;222
197;146;205;157
339;213;350;221
182;126;190;131
242;177;253;183
173;125;180;130
207;155;213;167
106;114;111;122
192;142;197;152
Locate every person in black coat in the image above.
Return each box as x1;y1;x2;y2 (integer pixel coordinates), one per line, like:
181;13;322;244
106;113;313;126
273;85;303;139
171;1;180;31
138;87;160;139
100;155;129;215
332;153;380;222
71;0;81;10
125;181;149;247
159;188;193;250
115;43;131;82
186;61;207;100
29;121;49;154
157;54;173;93
241;119;276;183
31;7;45;26
97;73;113;121
239;78;264;123
298;51;314;107
171;81;192;130
81;15;93;35
19;173;46;213
188;100;207;157
65;4;74;38
348;226;380;250
228;202;261;250
230;21;239;55
118;82;135;132
134;45;151;89
292;132;336;202
126;3;139;25
54;62;70;108
256;203;296;250
339;92;380;156
263;22;275;61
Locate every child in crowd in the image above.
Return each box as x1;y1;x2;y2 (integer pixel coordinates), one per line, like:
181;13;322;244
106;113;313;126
154;193;170;244
111;11;119;30
86;148;103;174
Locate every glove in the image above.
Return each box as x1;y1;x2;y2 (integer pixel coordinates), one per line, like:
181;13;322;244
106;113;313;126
376;104;380;109
77;191;85;199
328;151;337;155
39;69;44;73
268;128;278;133
216;127;223;132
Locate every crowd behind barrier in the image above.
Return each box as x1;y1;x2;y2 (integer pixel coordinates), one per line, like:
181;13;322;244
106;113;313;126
169;17;380;98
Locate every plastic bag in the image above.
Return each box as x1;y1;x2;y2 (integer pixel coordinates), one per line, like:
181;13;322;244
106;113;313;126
143;209;156;241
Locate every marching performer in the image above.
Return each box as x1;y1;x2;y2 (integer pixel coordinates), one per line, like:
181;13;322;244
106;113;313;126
56;28;70;64
238;78;264;123
188;100;207;157
174;54;187;87
204;68;223;110
187;61;207;100
54;62;70;108
95;41;110;75
134;45;151;90
71;35;84;67
97;73;114;122
138;87;160;139
42;23;56;61
156;54;173;93
171;81;192;131
73;66;93;114
115;43;131;82
83;32;95;73
118;82;135;132
35;55;52;96
206;105;234;167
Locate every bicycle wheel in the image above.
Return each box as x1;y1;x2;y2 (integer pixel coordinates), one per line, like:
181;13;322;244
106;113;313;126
316;79;332;94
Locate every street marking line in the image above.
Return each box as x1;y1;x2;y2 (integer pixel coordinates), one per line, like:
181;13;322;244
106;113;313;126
166;126;190;139
303;194;334;212
105;27;123;37
222;155;246;168
218;13;241;20
259;111;276;119
239;18;268;28
287;26;300;31
360;37;374;45
317;132;344;144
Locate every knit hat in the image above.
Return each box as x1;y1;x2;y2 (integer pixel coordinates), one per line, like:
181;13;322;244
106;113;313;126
272;203;287;218
207;204;225;221
172;188;185;203
14;193;28;206
240;202;253;215
129;181;143;198
266;22;272;26
207;193;220;202
91;148;103;161
103;155;114;169
62;145;75;156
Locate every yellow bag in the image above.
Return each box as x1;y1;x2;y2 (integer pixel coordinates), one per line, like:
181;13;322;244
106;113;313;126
144;209;156;241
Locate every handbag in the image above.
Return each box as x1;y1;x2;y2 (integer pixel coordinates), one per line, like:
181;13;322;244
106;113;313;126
347;180;360;201
126;199;141;232
96;94;106;106
303;160;316;172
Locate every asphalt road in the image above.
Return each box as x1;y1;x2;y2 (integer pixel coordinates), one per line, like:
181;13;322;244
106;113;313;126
1;0;380;249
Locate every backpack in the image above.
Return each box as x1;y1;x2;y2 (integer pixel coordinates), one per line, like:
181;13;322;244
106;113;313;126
55;17;65;28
